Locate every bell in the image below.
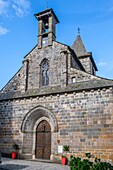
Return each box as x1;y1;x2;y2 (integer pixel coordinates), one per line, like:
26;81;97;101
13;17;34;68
45;23;48;29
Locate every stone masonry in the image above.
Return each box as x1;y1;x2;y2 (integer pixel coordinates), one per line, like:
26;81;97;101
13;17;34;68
0;8;113;163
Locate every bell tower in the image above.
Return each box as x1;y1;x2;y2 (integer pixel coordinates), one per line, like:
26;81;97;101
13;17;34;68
35;8;59;48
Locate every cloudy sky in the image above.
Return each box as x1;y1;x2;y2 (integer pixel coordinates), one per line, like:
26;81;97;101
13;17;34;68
0;0;113;89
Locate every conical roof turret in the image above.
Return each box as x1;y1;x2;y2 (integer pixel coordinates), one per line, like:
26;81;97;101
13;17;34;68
72;34;88;57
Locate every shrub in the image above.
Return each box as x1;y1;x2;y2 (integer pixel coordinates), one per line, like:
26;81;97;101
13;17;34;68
63;145;69;152
12;143;19;151
69;153;113;170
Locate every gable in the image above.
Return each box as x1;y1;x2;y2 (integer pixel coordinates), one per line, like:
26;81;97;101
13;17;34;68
1;38;113;99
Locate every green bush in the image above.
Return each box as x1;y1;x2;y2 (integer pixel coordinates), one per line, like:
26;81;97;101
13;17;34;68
69;153;113;170
12;143;19;151
63;145;69;152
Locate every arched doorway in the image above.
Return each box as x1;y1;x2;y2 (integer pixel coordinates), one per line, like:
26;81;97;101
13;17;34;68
36;120;51;159
21;106;58;160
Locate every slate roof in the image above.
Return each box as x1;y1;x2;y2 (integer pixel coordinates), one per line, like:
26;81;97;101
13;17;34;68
0;79;113;101
34;8;59;23
72;34;88;57
72;34;98;71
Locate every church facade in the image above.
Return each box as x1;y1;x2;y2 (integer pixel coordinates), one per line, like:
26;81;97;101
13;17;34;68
0;8;113;163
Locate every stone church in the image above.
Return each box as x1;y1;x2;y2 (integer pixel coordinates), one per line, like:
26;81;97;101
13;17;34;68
0;8;113;163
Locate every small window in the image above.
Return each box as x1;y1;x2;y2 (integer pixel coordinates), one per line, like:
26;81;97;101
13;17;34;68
42;37;48;47
71;77;76;83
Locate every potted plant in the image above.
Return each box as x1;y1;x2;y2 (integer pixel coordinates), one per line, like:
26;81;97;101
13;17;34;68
61;145;69;165
11;143;19;159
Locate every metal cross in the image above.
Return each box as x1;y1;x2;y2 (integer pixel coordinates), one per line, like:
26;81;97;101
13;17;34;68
45;0;48;9
78;27;80;34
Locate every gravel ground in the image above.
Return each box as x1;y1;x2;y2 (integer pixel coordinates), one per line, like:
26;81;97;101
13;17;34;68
0;157;70;170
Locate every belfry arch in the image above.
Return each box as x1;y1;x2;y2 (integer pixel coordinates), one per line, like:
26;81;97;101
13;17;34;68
21;106;58;159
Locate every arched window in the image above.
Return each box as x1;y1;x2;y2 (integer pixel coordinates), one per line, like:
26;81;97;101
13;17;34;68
41;59;49;86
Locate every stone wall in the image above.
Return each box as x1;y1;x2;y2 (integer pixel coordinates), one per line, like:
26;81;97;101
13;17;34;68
68;68;100;84
79;56;94;74
0;87;113;162
1;41;85;93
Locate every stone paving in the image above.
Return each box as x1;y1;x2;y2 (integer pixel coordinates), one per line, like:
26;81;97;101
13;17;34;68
0;157;70;170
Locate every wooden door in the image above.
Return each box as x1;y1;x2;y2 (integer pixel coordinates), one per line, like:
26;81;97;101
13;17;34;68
35;120;51;160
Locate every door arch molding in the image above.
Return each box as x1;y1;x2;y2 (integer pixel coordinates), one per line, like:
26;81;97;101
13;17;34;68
21;106;58;159
34;117;53;132
21;105;58;133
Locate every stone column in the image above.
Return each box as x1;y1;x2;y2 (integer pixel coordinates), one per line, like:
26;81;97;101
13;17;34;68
48;16;56;46
21;59;29;92
60;50;68;87
38;20;43;48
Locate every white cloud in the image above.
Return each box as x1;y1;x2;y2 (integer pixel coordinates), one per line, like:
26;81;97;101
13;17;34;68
12;0;30;17
13;0;30;9
0;0;30;17
98;62;107;67
0;26;9;35
0;0;9;16
0;0;30;37
12;4;24;17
